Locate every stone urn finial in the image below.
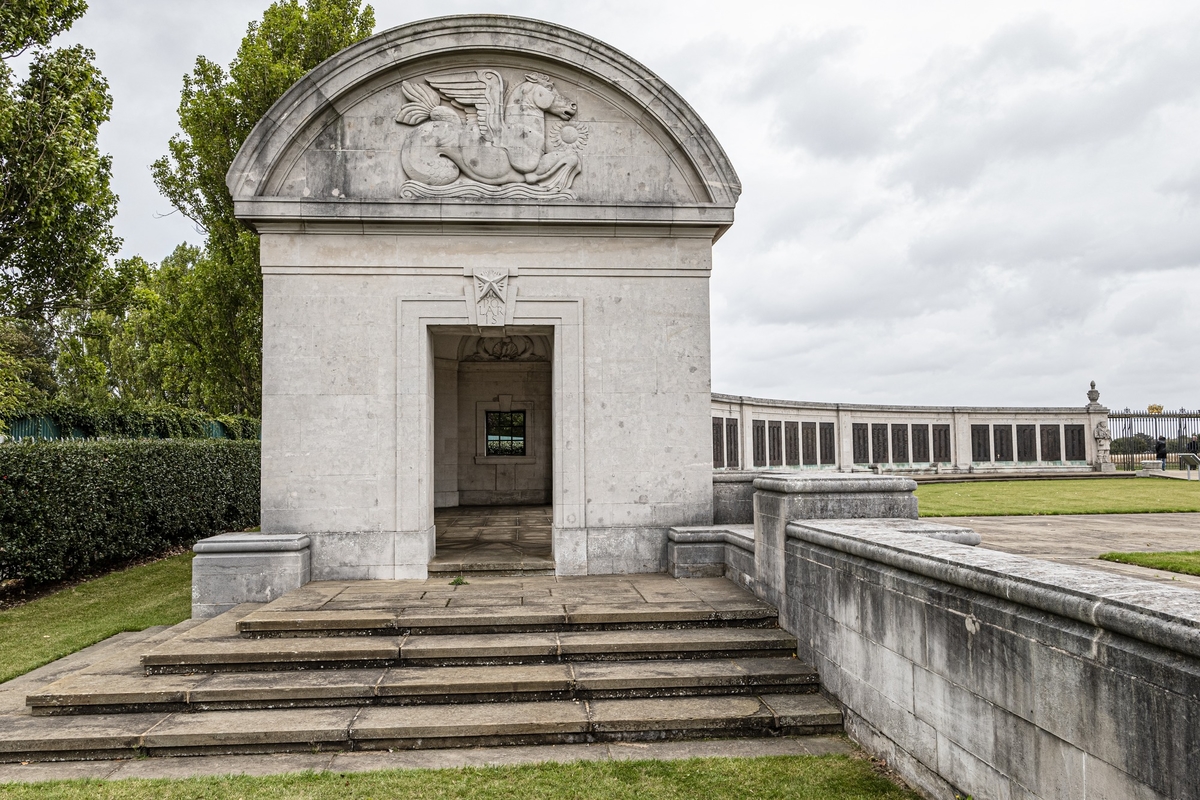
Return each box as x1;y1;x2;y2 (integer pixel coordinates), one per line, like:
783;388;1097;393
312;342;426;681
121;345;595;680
1087;381;1100;404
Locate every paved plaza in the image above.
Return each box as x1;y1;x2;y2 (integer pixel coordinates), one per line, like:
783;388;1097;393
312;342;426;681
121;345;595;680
940;512;1200;590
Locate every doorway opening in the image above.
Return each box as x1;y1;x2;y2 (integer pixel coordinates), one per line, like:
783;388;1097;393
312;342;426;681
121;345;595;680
429;328;554;575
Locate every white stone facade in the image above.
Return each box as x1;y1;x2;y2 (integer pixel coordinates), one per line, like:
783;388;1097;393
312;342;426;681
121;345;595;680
229;16;741;579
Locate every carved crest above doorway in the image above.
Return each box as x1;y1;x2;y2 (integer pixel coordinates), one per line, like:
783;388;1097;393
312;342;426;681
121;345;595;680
468;267;514;327
459;334;550;362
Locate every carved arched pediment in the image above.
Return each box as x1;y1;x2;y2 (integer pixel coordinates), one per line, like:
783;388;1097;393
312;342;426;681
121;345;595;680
227;16;740;234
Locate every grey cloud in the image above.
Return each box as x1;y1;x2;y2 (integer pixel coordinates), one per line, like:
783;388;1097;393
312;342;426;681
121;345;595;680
891;21;1200;195
1160;167;1200;205
745;31;898;160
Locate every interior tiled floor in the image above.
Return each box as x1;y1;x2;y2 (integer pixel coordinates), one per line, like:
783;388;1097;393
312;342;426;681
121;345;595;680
431;505;553;572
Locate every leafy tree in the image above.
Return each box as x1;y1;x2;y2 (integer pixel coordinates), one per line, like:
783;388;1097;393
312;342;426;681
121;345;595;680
149;0;375;415
52;256;147;403
0;1;87;57
0;0;119;325
0;322;42;434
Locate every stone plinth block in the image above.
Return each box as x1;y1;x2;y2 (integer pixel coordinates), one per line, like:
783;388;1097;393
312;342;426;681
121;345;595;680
667;526;756;582
752;474;918;611
753;474;919;521
192;533;311;619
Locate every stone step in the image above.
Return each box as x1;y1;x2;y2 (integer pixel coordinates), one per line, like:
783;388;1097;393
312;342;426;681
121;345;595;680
236;600;779;637
29;657;819;716
140;609;799;673
232;575;781;638
427;558;557;577
1;694;843;762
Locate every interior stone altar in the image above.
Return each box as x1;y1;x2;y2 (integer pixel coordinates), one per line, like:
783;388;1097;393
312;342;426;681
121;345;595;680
215;15;741;587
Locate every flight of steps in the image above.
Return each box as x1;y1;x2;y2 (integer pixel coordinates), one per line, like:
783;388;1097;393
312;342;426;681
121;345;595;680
6;575;841;762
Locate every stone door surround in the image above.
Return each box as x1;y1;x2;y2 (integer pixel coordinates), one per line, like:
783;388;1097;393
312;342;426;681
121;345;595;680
398;294;585;576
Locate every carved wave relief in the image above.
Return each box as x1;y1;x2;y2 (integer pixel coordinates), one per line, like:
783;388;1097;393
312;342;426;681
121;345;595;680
399;180;576;201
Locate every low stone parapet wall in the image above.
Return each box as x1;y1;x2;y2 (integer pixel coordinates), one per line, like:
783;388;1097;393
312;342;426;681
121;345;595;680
666;525;754;591
782;520;1200;800
695;473;1199;798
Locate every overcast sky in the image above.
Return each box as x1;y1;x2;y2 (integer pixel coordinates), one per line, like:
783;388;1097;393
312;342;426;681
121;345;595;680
40;1;1200;410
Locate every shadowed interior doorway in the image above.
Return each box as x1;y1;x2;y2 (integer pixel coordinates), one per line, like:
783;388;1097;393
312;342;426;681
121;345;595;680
430;328;554;574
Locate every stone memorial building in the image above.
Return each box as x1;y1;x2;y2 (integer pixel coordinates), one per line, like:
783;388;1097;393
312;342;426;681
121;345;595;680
226;15;741;581
11;18;1196;800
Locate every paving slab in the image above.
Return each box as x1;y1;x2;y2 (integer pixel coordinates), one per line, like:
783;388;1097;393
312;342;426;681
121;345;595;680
28;625;208;713
352;699;590;741
0;736;854;783
189;668;385;706
401;632;559;663
942;513;1200;591
557;628;797;659
603;735;852;760
759;693;845;728
0;759;123;782
396;605;570;631
237;610;396;633
378;664;572;698
0;627;182;713
142;707;357;752
28;671;201;713
0;710;167;760
142;607;403;671
588;695;773;733
334;742;611;770
571;658;816;693
111;752;335;779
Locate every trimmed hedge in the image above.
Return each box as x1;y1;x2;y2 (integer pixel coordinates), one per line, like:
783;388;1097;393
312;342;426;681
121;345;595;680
2;398;260;440
0;439;259;585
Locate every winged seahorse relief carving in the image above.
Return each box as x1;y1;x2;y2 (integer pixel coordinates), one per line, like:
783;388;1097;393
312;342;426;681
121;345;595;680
395;69;589;200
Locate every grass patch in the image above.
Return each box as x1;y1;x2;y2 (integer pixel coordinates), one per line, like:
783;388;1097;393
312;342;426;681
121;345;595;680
0;552;193;684
917;478;1200;517
0;755;920;799
1099;551;1200;576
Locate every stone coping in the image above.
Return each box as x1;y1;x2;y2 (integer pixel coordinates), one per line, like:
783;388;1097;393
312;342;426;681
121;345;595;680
714;470;834;484
667;527;754;550
711;392;1102;415
754;475;918;494
786;519;1200;659
193;533;311;554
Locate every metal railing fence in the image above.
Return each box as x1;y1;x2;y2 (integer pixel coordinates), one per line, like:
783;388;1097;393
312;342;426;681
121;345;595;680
1107;409;1200;471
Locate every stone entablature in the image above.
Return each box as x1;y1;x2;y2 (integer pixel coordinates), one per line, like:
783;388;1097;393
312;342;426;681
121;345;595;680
711;387;1113;475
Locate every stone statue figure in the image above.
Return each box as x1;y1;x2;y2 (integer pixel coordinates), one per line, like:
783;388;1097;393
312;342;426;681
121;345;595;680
396;70;588;199
1093;420;1113;465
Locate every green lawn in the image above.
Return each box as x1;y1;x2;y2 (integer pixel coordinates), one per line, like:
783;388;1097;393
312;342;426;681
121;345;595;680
917;478;1200;517
1099;550;1200;576
0;553;193;684
0;756;919;799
